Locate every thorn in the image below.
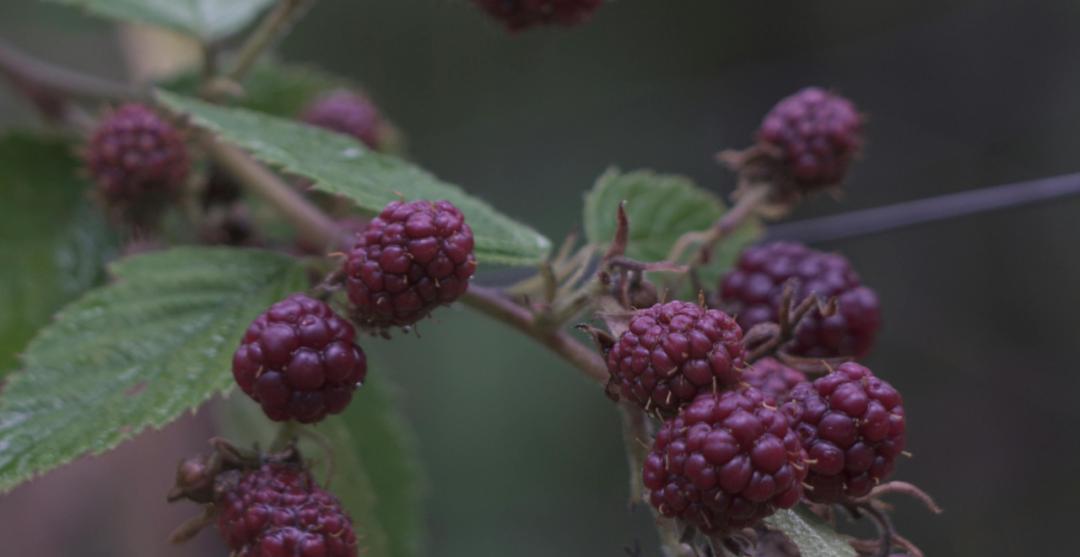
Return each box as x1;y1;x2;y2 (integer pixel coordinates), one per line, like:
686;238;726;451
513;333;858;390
801;482;814;491
901;450;913;458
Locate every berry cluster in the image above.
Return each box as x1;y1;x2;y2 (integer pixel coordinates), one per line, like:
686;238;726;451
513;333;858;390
217;463;359;557
473;0;604;31
605;301;746;418
782;362;905;502
232;293;367;423
718;241;881;358
609;261;903;532
758;87;863;188
301;90;385;149
643;387;808;533
84;103;189;214
345;199;477;330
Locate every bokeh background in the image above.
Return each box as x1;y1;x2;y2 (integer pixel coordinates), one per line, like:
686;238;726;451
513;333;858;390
3;1;1080;556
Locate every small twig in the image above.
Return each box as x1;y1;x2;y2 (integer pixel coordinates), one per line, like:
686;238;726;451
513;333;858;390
221;0;314;86
667;184;768;265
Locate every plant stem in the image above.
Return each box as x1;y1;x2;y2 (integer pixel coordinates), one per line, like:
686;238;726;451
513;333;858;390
201;130;611;385
462;285;609;384
0;38;143;103
666;183;769;265
224;0;312;84
203;136;348;250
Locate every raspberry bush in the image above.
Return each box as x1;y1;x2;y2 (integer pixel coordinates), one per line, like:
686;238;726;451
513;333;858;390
0;3;955;557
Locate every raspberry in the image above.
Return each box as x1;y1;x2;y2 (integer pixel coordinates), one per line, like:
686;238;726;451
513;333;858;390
301;90;384;149
718;241;880;358
606;301;746;418
84;104;189;209
781;362;905;503
642;387;808;533
216;463;358;557
344;200;477;330
743;358;806;403
472;0;604;31
232;293;367;423
758;87;862;188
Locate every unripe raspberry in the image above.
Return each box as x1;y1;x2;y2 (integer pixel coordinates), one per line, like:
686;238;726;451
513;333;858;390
232;293;367;423
84;104;189;210
718;241;880;358
781;362;905;503
758;87;863;188
606;301;746;418
301;90;385;149
472;0;604;31
643;387;808;533
743;358;806;403
216;463;358;557
344;200;477;330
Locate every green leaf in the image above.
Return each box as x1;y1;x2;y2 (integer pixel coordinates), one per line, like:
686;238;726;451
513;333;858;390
0;247;308;493
583;168;761;288
156;90;551;266
765;508;857;557
0;133;115;379
218;374;424;557
161;61;345;118
43;0;276;41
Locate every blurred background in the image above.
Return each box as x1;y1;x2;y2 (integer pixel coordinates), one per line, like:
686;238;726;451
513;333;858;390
3;0;1080;555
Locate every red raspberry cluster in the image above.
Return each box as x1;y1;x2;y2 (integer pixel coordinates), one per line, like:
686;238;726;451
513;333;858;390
232;294;367;423
719;241;881;358
643;387;808;533
782;362;906;502
217;463;359;557
301;90;385;149
758;87;863;188
84;103;189;211
605;301;746;418
345;200;477;330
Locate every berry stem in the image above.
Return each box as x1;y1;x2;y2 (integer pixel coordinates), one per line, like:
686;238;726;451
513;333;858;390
666;182;769;265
